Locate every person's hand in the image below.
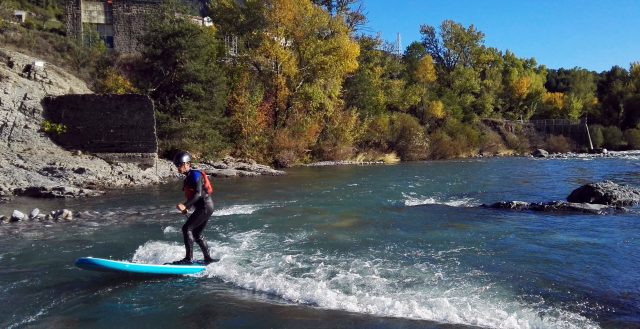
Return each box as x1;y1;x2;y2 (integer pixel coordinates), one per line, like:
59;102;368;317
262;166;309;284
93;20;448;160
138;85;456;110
176;203;187;214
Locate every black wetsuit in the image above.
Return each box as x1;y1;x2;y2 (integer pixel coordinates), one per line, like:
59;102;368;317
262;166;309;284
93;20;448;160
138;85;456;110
181;170;214;262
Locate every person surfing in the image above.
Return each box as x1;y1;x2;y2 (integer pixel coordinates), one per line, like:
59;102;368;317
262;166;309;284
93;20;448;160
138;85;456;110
169;151;217;265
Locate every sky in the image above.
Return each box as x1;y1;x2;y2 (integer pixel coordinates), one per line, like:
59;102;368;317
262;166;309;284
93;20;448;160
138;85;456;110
362;0;640;72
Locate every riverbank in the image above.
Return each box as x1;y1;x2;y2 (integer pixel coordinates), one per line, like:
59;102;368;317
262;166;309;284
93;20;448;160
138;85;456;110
0;48;285;201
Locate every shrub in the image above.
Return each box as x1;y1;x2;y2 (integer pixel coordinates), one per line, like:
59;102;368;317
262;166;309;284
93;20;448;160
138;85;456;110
624;128;640;149
545;135;572;153
96;69;138;94
389;113;427;161
602;126;624;150
359;114;391;150
314;109;360;161
478;128;505;155
588;124;604;149
41;120;67;135
428;130;457;159
504;132;530;154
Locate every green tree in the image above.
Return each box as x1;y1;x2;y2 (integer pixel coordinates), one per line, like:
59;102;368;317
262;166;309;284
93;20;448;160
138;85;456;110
138;0;229;158
596;66;632;126
419;20;485;75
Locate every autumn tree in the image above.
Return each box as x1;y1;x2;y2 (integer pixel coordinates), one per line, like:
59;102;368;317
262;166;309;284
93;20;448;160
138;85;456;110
210;0;360;164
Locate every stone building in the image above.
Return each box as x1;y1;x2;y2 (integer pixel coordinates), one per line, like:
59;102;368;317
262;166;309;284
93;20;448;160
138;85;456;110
65;0;161;53
65;0;210;53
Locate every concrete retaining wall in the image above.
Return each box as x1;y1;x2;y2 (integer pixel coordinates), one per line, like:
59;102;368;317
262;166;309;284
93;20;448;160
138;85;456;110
42;94;157;166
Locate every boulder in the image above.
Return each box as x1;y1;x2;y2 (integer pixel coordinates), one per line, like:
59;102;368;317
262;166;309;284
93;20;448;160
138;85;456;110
11;210;25;222
566;181;640;206
29;208;40;219
532;149;549;158
51;209;63;220
0;215;6;222
60;209;73;220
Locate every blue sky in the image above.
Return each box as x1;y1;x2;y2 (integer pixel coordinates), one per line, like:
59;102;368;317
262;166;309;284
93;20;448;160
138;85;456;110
362;0;640;72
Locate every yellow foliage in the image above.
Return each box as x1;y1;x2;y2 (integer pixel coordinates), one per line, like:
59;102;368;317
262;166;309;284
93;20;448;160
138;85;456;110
99;69;138;94
512;76;531;100
414;55;436;84
543;91;564;110
253;0;359;122
427;100;446;120
379;152;400;164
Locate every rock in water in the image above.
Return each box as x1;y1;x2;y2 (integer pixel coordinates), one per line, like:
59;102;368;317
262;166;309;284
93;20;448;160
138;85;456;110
11;210;25;222
484;201;531;210
29;208;40;219
61;209;73;220
483;200;622;215
532;149;549;158
567;181;640;206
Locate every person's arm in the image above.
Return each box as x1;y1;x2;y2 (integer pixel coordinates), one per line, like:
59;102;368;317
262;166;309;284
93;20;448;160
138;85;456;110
183;173;204;209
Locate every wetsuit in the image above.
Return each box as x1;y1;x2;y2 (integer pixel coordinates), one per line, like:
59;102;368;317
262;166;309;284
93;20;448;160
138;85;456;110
181;170;214;262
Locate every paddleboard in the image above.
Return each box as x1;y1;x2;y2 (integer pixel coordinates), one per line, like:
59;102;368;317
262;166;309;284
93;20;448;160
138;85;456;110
75;257;206;275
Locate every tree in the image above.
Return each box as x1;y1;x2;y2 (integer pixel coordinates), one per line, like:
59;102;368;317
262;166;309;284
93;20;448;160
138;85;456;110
498;52;546;120
419;20;485;76
210;0;360;163
596;66;632;126
565;68;597;120
311;0;366;32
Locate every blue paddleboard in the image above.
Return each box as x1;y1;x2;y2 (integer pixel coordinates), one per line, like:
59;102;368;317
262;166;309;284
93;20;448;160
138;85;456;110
74;257;206;275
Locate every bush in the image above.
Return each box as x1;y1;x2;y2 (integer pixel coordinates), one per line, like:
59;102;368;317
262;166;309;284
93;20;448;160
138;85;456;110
602;126;624;150
314;109;360;161
545;135;572;153
428;130;456;159
624;128;640;149
95;69;138;94
504;132;530;155
588;125;604;149
478;128;505;155
389;113;427;161
41;120;67;135
427;120;486;159
359;114;391;150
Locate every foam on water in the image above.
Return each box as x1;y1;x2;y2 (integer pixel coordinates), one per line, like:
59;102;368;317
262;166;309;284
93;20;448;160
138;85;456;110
132;231;600;329
163;226;180;234
403;193;481;207
212;204;269;217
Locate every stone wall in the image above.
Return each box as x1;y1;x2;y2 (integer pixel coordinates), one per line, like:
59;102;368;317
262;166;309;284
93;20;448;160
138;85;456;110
42;94;157;166
111;0;160;53
65;0;83;41
65;0;161;53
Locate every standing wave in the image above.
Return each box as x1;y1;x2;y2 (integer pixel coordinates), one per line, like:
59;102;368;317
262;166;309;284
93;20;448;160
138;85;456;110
133;231;600;329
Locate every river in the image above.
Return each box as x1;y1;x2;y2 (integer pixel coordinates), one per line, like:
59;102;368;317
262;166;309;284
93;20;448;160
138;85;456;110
1;155;639;328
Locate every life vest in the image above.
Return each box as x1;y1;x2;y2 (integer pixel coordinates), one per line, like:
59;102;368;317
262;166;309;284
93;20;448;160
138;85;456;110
183;170;213;200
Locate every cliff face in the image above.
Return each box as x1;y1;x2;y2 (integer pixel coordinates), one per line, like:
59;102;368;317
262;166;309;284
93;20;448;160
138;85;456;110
0;48;176;198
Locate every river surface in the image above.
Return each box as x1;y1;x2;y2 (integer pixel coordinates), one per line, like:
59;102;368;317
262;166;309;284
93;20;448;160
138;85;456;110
1;156;639;329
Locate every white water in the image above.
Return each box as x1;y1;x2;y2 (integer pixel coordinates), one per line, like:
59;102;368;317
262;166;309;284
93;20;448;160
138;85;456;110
133;230;600;329
402;193;481;207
